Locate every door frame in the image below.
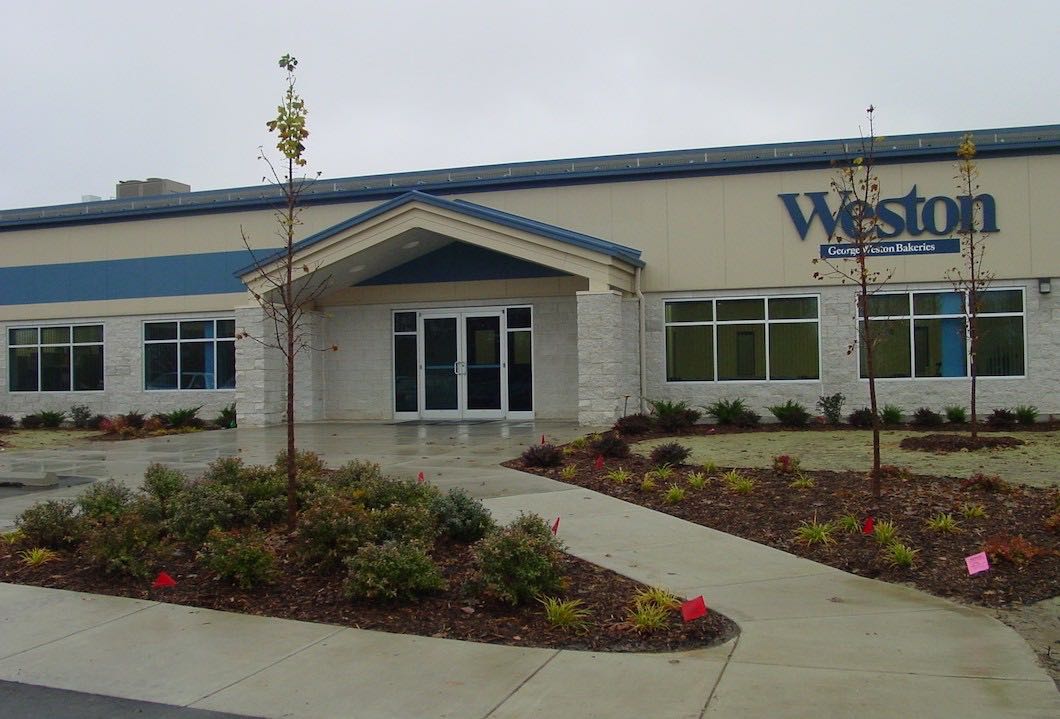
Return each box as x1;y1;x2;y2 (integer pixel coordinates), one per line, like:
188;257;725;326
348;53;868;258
394;305;532;421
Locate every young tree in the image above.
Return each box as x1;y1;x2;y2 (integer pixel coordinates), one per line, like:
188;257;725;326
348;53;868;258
813;107;894;498
239;54;335;529
946;134;994;441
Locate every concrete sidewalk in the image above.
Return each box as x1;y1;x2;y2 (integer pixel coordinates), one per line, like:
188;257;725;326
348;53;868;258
1;422;1057;717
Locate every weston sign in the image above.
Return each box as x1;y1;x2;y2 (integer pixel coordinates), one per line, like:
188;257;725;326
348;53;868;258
779;186;999;240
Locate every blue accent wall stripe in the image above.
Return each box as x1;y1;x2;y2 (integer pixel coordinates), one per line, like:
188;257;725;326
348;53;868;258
0;249;275;306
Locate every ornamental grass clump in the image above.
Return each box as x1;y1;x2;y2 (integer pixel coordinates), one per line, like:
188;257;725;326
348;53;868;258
473;513;564;605
723;470;755;494
880;404;904;425
663;484;686;504
686;472;708;490
559;464;577;480
884;542;919;568
626;586;678;632
19;547;59;567
1014;405;1038;425
835;513;861;533
605;468;631;484
39;410;66;428
538;596;592;632
794;517;836;546
925;513;961;533
959;503;987;519
788;473;815;490
872;520;899;545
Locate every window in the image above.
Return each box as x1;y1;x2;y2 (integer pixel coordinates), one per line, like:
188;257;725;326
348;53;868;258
8;324;104;392
505;306;533;411
857;289;1024;378
393;312;418;412
144;319;235;390
664;296;819;382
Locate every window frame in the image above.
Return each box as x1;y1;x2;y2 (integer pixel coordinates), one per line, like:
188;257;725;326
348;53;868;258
142;317;236;392
7;323;105;393
855;287;1026;381
663;294;822;384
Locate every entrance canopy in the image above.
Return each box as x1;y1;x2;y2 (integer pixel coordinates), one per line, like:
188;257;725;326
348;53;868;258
236;191;643;296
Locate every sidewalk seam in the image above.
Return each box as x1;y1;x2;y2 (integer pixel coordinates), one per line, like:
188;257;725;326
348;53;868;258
699;635;739;718
725;657;1054;683
0;599;159;662
480;649;561;718
184;625;347;708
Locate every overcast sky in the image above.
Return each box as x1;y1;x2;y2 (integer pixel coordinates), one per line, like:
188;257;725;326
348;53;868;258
4;0;1058;209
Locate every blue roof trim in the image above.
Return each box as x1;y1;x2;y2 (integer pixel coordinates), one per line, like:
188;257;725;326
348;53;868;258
3;124;1058;230
233;191;644;278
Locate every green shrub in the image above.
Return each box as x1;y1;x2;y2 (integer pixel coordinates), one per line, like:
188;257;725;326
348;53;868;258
372;503;438;543
0;414;16;430
733;408;761;428
297;491;378;571
142;464;188;504
880;404;904;425
986;408;1016;428
200;529;276;589
357;476;440;511
431;488;495;542
274;449;327;478
769;400;811;427
15;500;84;548
613;412;653;435
474;513;564;605
521;443;564;467
944;405;968;423
160;406;203;429
647;399;701;432
39;410;66;428
649;441;691;467
69;405;93;429
343;540;445;602
168;482;247;544
706;397;749;425
589;432;629;458
816;393;846;425
77;480;134;521
848;407;875;427
216;402;237;428
203;456;245;485
327;459;385;489
1014;405;1038;425
911;407;944;427
20;414;44;429
82;514;161;578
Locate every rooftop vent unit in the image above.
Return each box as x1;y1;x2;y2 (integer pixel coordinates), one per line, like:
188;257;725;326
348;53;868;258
116;178;191;199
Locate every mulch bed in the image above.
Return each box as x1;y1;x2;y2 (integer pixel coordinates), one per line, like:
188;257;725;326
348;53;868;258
628;419;1059;441
899;433;1025;453
507;447;1060;608
0;535;735;653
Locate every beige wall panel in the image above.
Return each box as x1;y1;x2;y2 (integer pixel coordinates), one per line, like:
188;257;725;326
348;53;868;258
721;172;785;289
608;181;670;290
1027;156;1060;274
661;179;723;290
455;187;560;226
0;293;248;322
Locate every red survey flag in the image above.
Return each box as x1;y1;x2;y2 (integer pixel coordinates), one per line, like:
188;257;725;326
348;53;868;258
152;571;176;589
593;455;605;470
551;516;561;535
862;516;875;534
541;434;546;445
417;471;425;484
681;596;708;622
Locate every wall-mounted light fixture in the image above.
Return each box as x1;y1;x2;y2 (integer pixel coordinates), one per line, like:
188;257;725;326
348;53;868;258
1039;278;1052;294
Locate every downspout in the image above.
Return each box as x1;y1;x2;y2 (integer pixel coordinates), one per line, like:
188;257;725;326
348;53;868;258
635;266;647;413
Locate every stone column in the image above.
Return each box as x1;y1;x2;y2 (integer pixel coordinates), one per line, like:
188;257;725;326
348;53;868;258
234;305;285;426
576;290;636;426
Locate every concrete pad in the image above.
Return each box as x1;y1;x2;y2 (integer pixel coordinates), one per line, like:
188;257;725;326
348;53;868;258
192;628;555;719
0;584;156;658
734;607;1049;679
0;472;57;487
0;602;341;706
706;661;1060;718
490;648;730;719
696;571;947;622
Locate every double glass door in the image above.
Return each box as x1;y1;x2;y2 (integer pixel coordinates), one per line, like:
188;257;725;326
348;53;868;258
421;311;504;419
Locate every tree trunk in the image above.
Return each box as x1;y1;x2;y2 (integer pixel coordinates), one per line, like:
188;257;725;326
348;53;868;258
284;159;298;531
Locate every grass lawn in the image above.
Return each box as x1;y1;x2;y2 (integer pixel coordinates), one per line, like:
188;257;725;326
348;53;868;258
637;430;1060;488
0;429;101;452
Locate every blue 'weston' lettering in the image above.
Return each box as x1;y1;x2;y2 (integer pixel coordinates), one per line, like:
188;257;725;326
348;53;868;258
780;185;999;240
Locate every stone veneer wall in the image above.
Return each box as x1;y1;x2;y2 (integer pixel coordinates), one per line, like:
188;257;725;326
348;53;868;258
320;294;579;421
576;290;641;425
643;279;1058;419
1;311;238;420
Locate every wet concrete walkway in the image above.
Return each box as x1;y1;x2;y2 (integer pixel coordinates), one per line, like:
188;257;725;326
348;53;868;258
1;422;1057;717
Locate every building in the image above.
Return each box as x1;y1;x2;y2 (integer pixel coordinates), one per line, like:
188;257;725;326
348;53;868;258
2;126;1057;426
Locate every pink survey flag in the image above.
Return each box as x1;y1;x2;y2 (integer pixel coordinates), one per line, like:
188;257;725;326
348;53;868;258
417;471;425;484
862;516;875;534
681;596;708;622
593;455;605;470
965;552;990;575
152;571;176;589
551;516;560;535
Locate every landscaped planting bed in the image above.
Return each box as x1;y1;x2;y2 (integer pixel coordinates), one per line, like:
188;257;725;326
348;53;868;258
0;454;735;652
508;434;1060;608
